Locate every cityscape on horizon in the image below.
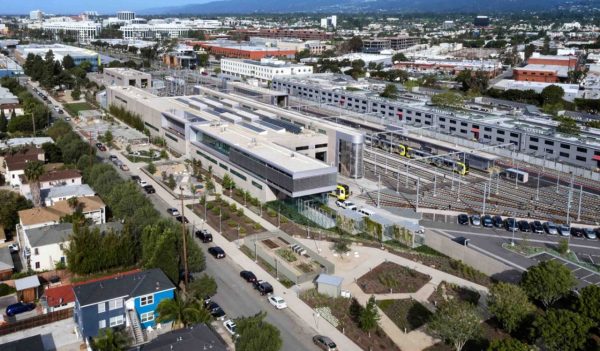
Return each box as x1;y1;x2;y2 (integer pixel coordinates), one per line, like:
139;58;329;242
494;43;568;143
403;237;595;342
0;3;599;351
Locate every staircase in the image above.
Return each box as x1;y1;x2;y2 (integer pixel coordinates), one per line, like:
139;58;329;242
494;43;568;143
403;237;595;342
127;310;145;345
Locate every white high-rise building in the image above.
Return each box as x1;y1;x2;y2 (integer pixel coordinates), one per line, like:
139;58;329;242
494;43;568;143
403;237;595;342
29;10;44;21
117;11;136;21
320;15;337;29
41;21;102;43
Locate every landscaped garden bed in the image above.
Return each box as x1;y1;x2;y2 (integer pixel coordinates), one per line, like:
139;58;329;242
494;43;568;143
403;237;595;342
428;281;481;306
190;197;264;241
376;299;433;332
357;262;431;294
301;289;401;351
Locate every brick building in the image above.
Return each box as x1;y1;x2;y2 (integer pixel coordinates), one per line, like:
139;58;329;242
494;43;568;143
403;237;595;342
192;41;296;60
231;28;333;41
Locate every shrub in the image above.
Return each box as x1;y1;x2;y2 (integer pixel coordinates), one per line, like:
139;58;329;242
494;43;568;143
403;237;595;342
229;203;237;212
237;208;244;217
0;283;15;297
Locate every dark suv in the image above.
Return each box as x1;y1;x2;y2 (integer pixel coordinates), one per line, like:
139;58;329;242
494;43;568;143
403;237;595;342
240;270;257;283
195;229;213;243
254;280;274;295
457;214;469;225
518;220;531;232
505;218;518;232
143;185;156;194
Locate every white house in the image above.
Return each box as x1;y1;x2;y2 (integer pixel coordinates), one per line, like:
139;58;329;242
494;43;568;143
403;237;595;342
3;147;46;187
17;195;107;231
19;169;83;199
42;184;96;206
23;222;122;271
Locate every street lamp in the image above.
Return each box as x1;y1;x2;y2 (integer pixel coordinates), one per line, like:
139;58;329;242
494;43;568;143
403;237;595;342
219;207;222;235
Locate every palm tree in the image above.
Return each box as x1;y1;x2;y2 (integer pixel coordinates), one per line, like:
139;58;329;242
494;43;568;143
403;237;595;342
67;197;80;211
93;328;129;351
155;292;211;329
25;161;44;207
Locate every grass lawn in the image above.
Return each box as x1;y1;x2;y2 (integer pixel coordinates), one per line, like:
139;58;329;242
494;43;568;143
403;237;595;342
64;102;95;116
377;299;433;332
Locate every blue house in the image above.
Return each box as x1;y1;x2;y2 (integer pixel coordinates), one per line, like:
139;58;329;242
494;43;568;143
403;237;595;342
73;269;175;342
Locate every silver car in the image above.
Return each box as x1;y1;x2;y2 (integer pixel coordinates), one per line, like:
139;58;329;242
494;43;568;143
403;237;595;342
558;225;571;237
470;214;481;226
544;221;558;235
583;228;597;240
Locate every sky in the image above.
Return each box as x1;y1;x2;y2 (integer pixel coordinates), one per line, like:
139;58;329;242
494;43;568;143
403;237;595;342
0;0;210;15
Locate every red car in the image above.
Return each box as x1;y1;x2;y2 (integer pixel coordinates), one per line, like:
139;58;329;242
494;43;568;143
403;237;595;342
95;143;107;152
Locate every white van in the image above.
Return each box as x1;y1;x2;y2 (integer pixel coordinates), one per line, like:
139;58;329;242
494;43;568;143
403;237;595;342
357;208;375;217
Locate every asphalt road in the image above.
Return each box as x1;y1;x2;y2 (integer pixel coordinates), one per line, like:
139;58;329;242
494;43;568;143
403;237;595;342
89;145;319;351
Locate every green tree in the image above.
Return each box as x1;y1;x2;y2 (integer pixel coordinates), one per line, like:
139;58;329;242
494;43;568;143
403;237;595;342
62;54;75;70
42;142;63;163
332;237;351;255
541;85;564;105
155;292;211;329
487;338;530;351
24;161;45;207
428;300;481;351
392;53;408;63
359;296;380;337
104;130;113;146
235;312;282;351
147;162;156;175
524;44;536;60
431;91;465;108
167;174;176;190
380;84;399;99
0;190;32;229
205;177;215;194
521;260;576;308
488;282;534;333
141;223;180;282
0;109;7;133
222;173;235;190
555;116;580;135
576;285;600;325
71;85;81;100
534;309;593;351
557;238;569;254
188;274;217;300
93;328;129;351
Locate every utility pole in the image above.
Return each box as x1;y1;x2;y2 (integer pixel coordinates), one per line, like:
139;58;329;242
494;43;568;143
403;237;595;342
482;183;487;216
566;173;574;226
433;175;437;197
415;177;420;212
180;187;188;293
576;185;583;222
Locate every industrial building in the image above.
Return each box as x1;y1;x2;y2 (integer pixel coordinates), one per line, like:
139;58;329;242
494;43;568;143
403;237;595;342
272;74;600;170
103;67;152;89
393;58;502;77
15;44;100;71
230;28;334;41
0;55;23;78
105;78;364;203
193;40;296;60
220;58;313;84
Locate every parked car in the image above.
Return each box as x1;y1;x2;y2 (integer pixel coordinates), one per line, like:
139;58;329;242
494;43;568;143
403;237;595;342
195;229;213;243
517;220;531;232
357;208;375;217
120;164;129;171
268;296;287;309
256;281;274;295
470;214;481;226
240;270;257;283
53;106;60;112
223;320;237;336
206;302;226;320
335;200;357;211
481;215;493;228
58;110;65;115
583;228;597;240
6;302;36;317
139;180;149;187
131;175;141;183
108;155;118;162
558;224;571;237
505;218;518;232
166;208;180;216
531;221;544;234
492;215;503;228
208;246;226;259
8;243;19;253
142;185;156;194
457;214;469;225
543;221;558;235
313;335;338;351
176;216;189;224
571;227;585;238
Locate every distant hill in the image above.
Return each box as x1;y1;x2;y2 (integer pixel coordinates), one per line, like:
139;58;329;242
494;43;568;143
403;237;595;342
140;0;587;15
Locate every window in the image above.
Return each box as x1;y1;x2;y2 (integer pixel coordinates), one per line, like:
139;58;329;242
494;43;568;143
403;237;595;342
450;120;456;124
460;122;468;126
484;135;491;139
109;315;124;327
140;311;154;323
295;146;309;151
35;262;40;269
510;133;519;138
34;248;39;255
576;155;586;161
251;181;263;190
560;152;569;158
545;140;554;146
109;299;123;311
460;129;467;134
497;130;505;135
450;127;456;132
230;169;247;181
219;163;228;171
139;294;154;307
315;143;327;148
99;320;106;329
497;137;505;142
98;302;105;313
530;136;539;142
577;147;587;153
560;143;570;149
439;117;446;122
546;148;554;154
529;145;538;150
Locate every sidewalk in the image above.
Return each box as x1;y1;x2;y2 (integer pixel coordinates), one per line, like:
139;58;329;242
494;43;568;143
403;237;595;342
116;155;363;351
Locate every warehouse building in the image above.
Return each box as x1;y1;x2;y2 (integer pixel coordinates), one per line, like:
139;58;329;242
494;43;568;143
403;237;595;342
15;44;99;71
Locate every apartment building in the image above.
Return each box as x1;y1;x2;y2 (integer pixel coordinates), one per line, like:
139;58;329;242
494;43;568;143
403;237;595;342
220;58;313;84
41;21;101;43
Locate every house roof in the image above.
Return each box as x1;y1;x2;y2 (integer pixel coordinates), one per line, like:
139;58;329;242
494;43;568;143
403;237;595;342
44;284;75;308
0;246;14;271
315;274;343;287
73;268;175;307
18;196;105;227
14;275;40;291
0;335;45;351
133;324;227;351
20;169;82;184
25;222;123;248
45;184;95;200
3;148;44;171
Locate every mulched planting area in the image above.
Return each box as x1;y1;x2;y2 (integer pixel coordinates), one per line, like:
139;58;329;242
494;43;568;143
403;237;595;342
428;281;481;306
377;299;433;332
190;199;264;241
357;261;431;294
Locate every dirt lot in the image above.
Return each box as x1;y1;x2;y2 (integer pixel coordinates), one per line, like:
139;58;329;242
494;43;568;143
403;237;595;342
357;261;431;294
